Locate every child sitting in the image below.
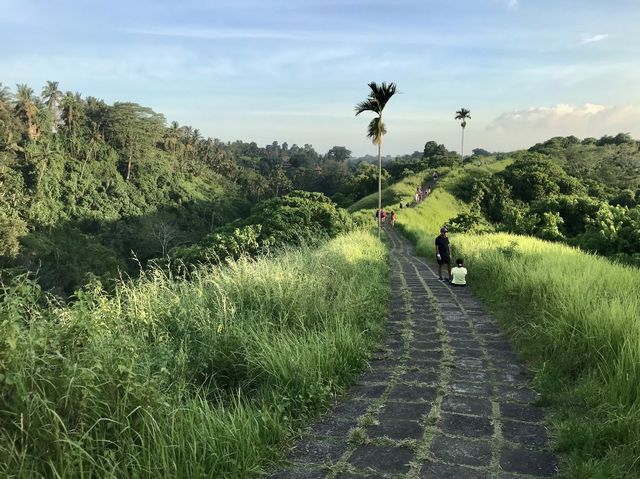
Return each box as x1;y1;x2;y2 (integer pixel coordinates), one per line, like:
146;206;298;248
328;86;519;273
450;258;467;286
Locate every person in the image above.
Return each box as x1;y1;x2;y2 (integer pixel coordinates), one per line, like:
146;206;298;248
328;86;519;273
435;227;451;281
374;209;379;223
450;258;467;286
426;186;431;197
399;201;403;209
433;171;439;182
380;208;387;224
390;211;396;227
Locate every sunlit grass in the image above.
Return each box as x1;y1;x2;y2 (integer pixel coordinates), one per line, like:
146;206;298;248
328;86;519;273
348;171;432;212
398;177;640;478
0;230;388;478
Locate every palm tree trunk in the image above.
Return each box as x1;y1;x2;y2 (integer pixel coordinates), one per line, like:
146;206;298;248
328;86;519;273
377;140;381;238
461;127;465;168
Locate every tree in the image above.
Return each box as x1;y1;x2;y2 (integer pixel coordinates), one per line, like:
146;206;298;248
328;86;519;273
0;83;11;103
41;81;62;132
472;148;491;157
105;102;165;181
423;141;454;168
355;81;397;237
14;83;39;140
60;91;85;137
455;108;471;167
326;146;351;163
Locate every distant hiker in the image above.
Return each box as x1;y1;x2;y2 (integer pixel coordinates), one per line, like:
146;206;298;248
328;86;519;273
399;201;403;209
426;186;432;197
450;258;467;286
414;192;420;204
390;211;396;227
435;227;451;281
433;171;439;182
380;209;387;223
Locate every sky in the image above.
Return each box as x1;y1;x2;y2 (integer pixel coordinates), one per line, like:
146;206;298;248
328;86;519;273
1;0;639;156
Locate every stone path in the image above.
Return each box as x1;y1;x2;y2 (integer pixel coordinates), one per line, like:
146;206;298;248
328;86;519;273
267;228;558;479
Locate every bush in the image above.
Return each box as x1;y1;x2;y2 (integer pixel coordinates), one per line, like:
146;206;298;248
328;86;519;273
169;191;353;265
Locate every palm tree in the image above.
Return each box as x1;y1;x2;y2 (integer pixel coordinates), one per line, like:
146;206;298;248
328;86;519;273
15;84;39;139
0;83;11;103
355;81;397;237
41;81;61;130
455;108;471;167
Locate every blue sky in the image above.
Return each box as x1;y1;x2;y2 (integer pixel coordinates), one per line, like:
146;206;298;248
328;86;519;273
1;0;639;156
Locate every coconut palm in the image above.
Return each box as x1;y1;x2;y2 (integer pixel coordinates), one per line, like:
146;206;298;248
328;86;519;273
355;81;397;237
41;81;62;131
0;83;11;103
15;84;39;139
455;108;471;167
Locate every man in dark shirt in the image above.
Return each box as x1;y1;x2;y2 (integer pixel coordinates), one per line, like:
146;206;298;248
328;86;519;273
435;227;451;281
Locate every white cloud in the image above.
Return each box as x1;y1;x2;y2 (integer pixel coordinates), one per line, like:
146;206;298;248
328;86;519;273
506;0;519;9
580;33;609;44
486;103;640;150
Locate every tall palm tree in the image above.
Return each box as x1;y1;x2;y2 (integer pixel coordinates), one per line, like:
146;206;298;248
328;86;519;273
15;84;39;139
355;81;397;237
0;83;11;103
41;81;62;131
455;108;471;167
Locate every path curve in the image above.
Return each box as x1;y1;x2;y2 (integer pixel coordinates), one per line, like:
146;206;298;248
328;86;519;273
268;228;558;479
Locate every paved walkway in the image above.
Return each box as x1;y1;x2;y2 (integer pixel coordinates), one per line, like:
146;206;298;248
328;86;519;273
268;228;558;479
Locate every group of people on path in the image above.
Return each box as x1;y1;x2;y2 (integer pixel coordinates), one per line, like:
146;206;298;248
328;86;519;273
374;208;396;227
435;226;467;286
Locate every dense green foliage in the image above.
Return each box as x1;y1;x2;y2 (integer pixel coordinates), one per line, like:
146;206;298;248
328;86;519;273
0;230;387;478
169;190;353;265
453;138;640;265
0;81;384;294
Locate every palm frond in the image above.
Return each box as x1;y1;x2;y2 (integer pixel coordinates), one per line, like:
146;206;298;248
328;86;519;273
367;117;386;144
355;99;379;116
355;82;398;116
455;108;471;120
369;81;397;112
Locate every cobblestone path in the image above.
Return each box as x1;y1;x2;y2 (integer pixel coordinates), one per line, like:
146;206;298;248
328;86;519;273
267;228;558;479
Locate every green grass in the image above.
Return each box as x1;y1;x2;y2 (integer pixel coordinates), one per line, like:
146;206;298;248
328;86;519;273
394;172;468;251
394;173;640;478
0;230;388;478
454;234;640;478
464;156;513;173
347;171;432;212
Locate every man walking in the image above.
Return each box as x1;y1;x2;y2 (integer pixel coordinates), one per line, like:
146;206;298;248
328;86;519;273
435;227;451;281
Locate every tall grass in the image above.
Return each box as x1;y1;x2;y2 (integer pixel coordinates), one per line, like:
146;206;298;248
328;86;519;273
395;173;467;252
398;174;640;478
453;234;640;478
0;230;388;478
347;171;433;212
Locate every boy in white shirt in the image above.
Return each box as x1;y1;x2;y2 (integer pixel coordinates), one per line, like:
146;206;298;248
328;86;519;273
450;258;467;286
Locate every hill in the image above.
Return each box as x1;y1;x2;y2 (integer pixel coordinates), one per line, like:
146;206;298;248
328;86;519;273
393;161;640;478
0;82;381;294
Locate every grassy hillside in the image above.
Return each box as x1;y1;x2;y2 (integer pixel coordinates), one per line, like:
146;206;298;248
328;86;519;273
397;172;640;478
455;234;640;479
0;230;387;478
347;171;432;212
